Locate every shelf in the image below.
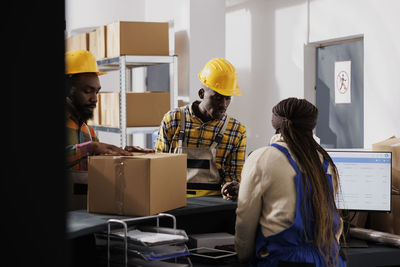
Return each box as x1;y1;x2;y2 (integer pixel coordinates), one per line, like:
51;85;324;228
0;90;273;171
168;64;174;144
91;125;121;133
97;55;176;71
93;55;178;147
92;125;159;135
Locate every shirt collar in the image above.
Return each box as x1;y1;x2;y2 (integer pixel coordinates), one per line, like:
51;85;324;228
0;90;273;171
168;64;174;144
269;133;284;144
189;100;227;124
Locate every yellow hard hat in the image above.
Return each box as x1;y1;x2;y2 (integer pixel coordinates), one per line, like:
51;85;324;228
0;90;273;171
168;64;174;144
65;49;106;76
198;57;241;96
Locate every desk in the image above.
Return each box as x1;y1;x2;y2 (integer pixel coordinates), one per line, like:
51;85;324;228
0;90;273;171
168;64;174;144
67;196;237;239
343;243;400;267
67;196;400;267
67;196;237;267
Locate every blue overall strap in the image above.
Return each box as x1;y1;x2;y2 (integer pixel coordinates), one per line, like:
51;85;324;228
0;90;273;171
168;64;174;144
322;157;329;173
270;143;301;174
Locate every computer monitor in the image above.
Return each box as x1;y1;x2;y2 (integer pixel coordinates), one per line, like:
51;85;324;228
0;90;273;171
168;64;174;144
327;150;392;212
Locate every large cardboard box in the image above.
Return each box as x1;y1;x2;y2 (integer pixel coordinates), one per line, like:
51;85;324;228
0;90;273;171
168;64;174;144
372;136;400;193
88;153;187;216
107;21;169;57
369;136;400;234
66;33;89;51
369;195;400;235
89;26;107;60
100;92;170;127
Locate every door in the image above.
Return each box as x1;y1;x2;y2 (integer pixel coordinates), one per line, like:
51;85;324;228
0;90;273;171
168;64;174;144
316;39;364;148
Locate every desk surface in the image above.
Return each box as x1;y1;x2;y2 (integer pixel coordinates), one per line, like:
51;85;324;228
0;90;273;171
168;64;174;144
67;196;400;267
344;243;400;267
67;196;236;239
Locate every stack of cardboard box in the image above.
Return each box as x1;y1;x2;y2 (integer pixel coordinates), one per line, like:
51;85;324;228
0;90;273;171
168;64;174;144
66;21;169;59
369;137;400;235
351;136;400;235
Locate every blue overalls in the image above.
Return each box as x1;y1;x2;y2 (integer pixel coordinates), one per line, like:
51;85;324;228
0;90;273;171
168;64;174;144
252;143;346;267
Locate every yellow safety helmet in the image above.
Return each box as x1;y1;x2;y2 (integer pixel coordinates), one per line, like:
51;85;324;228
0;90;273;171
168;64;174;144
198;57;241;96
65;49;106;76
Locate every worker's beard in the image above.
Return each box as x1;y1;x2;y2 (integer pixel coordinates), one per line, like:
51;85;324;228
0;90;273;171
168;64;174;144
67;96;94;123
76;102;95;123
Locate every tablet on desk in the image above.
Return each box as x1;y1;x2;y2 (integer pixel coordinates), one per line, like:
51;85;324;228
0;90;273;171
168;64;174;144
189;247;237;259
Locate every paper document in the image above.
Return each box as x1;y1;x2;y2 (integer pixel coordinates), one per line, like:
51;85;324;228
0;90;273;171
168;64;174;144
115;229;185;244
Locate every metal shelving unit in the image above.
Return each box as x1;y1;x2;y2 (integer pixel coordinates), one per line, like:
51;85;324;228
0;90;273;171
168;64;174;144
93;55;178;148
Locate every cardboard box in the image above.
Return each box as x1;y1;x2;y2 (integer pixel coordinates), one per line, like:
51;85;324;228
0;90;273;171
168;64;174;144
372;136;400;193
100;92;120;127
126;92;170;126
89;26;107;60
66;33;89;51
368;136;400;234
88;153;187;216
350;211;368;228
100;92;170;127
369;194;400;235
66;170;88;211
107;21;169;57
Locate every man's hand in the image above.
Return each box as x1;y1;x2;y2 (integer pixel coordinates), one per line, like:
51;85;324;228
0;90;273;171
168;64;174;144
92;141;132;156
221;181;239;200
124;146;155;153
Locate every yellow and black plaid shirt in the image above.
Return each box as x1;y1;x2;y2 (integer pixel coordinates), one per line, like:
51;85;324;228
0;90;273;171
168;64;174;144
156;101;247;185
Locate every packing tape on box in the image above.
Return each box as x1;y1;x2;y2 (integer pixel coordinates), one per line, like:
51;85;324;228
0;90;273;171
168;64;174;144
115;158;125;215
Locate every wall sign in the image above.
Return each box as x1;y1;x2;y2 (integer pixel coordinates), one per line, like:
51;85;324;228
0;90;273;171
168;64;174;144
334;60;351;104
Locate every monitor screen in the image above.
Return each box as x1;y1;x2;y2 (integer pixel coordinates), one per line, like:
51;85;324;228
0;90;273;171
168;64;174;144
327;150;392;212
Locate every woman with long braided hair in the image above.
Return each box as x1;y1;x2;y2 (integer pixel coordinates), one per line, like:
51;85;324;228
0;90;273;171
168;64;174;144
235;98;346;267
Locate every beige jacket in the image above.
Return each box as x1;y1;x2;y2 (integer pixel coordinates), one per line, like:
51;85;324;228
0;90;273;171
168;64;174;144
235;134;340;262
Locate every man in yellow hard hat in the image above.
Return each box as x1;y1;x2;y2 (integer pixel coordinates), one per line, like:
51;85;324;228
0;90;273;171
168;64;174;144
156;58;247;200
65;49;153;171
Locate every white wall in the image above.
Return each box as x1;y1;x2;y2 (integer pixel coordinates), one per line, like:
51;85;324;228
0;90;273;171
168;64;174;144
65;0;145;36
226;0;400;154
188;0;225;101
308;0;400;147
144;0;225;101
144;0;189;98
226;0;308;154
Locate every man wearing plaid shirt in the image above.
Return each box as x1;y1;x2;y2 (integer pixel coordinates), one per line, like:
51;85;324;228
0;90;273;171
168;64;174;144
156;58;246;200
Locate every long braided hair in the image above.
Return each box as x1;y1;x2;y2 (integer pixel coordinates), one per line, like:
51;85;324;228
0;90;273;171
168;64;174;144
272;97;341;266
